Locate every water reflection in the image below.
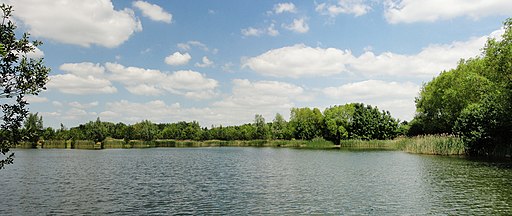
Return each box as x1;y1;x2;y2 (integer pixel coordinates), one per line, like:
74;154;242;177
1;148;511;215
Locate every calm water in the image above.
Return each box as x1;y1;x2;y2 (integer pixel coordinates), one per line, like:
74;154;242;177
1;148;511;215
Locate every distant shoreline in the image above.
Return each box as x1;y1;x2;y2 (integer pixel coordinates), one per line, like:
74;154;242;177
15;135;511;159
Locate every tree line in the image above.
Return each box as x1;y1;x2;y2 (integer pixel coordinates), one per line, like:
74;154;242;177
19;103;402;145
409;18;512;156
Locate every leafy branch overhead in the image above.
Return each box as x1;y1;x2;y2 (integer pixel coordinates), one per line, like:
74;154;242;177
0;3;50;169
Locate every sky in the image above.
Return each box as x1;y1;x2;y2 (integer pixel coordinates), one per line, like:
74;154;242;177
4;0;512;128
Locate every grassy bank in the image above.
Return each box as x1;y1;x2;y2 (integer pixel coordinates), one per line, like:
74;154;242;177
395;135;465;155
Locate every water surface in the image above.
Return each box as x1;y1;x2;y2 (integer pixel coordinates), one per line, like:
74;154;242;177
1;148;511;215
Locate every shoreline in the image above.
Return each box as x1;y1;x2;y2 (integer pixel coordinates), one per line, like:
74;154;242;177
14;136;512;159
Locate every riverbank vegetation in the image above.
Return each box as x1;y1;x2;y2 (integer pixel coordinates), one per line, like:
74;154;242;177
14;102;400;150
408;18;512;157
395;135;465;155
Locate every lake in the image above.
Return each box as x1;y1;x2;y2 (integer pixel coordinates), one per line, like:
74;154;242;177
1;148;511;215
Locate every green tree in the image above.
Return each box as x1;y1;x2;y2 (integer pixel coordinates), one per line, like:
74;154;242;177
83;117;107;143
323;104;355;144
182;121;202;140
413;59;493;134
133;120;158;141
350;103;398;140
239;124;255;140
253;114;269;140
111;122;127;139
54;123;69;140
22;112;43;147
160;123;179;139
0;4;50;169
271;113;289;139
123;125;135;144
41;127;55;141
412;18;512;156
289;107;324;140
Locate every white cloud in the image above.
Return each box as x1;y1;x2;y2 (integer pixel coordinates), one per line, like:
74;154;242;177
59;62;105;77
215;79;304;107
48;62;116;95
211;79;307;125
64;108;89;120
62;108;97;120
241;27;264;37
244;28;502;78
49;61;219;98
105;63;218;99
100;100;182;123
323;80;419;101
48;74;117;95
283;18;309;33
105;62;166;86
241;23;279;37
347;30;500;77
52;101;63;107
68;101;99;109
222;62;235;73
243;44;352;78
8;0;142;48
195;56;214;68
177;41;210;52
273;2;297;14
126;84;164;96
316;0;371;17
165;52;192;66
163;70;218;91
184;90;218;100
323;80;420;121
26;46;44;59
25;95;48;103
133;1;172;23
384;0;512;24
267;23;280;36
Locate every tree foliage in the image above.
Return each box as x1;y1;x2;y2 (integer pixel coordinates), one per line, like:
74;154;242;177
132;120;158;142
323;103;398;143
413;59;493;134
271;113;291;140
84;117;107;143
411;18;512;155
289;107;324;140
253;114;269;140
0;4;50;169
22;112;43;147
323;104;354;144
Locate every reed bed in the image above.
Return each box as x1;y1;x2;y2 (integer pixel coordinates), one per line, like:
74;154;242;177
396;135;465;155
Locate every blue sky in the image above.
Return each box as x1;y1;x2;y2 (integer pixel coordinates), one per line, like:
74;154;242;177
7;0;512;128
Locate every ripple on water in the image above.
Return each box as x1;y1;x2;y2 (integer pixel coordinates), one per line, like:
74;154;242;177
1;148;511;215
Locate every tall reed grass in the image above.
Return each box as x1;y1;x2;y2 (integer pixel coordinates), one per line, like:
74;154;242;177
339;139;396;149
395;135;465;155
